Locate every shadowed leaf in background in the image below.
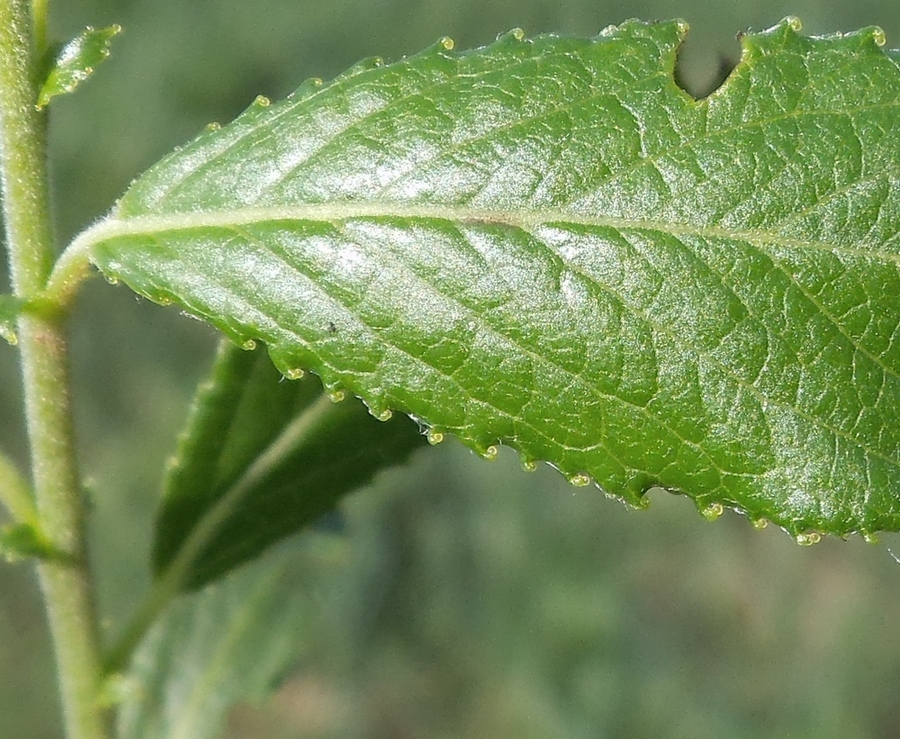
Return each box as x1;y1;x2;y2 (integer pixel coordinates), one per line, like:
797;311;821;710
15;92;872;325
152;340;425;591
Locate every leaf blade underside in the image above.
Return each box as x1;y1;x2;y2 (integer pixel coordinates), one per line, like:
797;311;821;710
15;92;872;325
82;19;900;538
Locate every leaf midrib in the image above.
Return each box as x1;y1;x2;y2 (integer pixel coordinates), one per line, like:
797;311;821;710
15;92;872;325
78;202;900;477
78;203;900;265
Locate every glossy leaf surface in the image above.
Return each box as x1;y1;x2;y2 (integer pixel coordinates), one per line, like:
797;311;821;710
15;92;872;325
37;25;120;108
155;340;424;589
76;19;900;538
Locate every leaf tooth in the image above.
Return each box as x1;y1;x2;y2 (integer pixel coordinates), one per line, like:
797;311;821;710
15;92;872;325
361;396;393;422
869;26;887;47
226;93;280;127
216;328;249;349
340;55;389;79
481;444;499;461
700;502;724;521
494;28;527;44
597;18;687;44
519;454;537;472
283;368;305;381
425;428;445;446
285;75;327;103
597;23;619;37
163;453;179;475
619;484;651;510
567;472;592;488
461;433;502;460
840;25;889;50
795;531;822;546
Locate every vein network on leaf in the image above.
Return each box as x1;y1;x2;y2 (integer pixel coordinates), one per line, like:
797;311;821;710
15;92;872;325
53;17;900;544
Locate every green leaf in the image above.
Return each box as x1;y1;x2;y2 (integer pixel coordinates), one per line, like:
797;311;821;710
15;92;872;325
37;24;121;109
0;295;21;344
75;18;900;539
155;338;424;590
115;538;324;739
0;451;36;524
0;522;67;563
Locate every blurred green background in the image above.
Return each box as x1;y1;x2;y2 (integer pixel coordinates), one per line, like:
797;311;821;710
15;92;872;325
3;0;900;736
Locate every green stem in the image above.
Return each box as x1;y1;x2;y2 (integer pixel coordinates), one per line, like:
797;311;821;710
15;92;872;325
30;0;47;58
0;0;110;737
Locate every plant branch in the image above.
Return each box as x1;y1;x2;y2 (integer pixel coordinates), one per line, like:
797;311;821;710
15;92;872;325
0;0;109;736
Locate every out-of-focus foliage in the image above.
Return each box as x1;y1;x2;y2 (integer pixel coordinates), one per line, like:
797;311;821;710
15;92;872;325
117;537;328;739
153;342;424;590
2;0;900;737
225;447;900;739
